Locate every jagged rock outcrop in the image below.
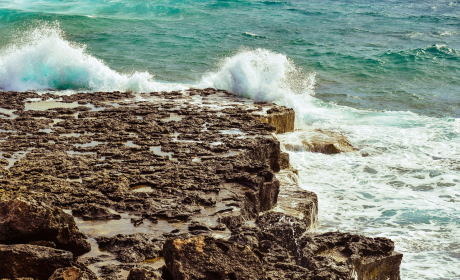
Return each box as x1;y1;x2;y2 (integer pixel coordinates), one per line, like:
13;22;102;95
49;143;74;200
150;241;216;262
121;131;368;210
299;232;403;280
283;129;356;154
274;168;318;228
163;235;265;280
49;266;97;280
0;244;73;280
0;197;91;256
72;203;121;220
127;268;162;280
257;106;295;134
95;233;164;263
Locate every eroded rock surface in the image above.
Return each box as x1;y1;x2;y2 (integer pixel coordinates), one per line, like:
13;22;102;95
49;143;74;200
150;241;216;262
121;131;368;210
0;88;400;279
0;197;90;256
163;235;265;280
0;244;73;280
283;129;357;154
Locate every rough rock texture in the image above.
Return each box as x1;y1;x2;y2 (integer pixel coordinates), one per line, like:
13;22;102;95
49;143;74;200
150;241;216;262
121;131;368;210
95;233;164;263
49;266;97;280
163;235;265;280
257;106;295;134
226;214;402;280
0;244;73;280
0;197;90;256
283;129;357;154
72;203;121;220
299;232;403;280
127;268;162;280
273;168;318;228
0;89;401;279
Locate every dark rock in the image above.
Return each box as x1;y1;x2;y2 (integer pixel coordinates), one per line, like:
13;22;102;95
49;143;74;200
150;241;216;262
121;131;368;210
163;235;265;280
0;244;73;280
72;203;121;220
48;266;97;280
29;240;56;248
95;233;163;263
257;212;307;259
0;197;90;256
127;267;162;280
299;232;402;280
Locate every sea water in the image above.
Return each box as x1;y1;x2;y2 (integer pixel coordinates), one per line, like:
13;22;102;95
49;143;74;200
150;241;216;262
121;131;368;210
0;1;459;279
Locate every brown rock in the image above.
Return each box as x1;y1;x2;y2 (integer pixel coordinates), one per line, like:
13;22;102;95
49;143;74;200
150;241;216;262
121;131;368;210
163;235;265;280
49;266;97;280
258;107;295;134
0;197;90;256
127;268;162;280
0;244;73;280
284;129;356;154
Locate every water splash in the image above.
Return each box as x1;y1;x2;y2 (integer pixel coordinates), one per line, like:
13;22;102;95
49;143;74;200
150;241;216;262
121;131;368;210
0;23;185;92
199;48;316;102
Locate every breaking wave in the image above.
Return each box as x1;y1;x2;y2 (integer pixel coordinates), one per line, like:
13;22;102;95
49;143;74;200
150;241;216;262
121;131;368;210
0;23;185;92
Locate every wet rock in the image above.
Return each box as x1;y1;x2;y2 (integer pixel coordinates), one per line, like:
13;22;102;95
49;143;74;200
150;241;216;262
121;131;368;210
49;266;97;280
257;107;295;134
163;235;265;280
257;212;307;259
72;203;121;220
299;232;403;280
0;244;73;280
284;129;357;154
95;233;163;263
274;168;318;228
127;268;162;280
0;197;90;256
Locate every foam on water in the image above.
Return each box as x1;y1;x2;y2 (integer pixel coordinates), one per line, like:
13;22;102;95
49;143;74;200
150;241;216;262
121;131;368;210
0;24;185;93
203;49;460;279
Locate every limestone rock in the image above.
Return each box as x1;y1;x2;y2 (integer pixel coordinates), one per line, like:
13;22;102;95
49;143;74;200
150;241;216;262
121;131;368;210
0;244;73;280
257;107;295;134
163;235;265;280
49;266;97;280
283;129;356;154
95;233;163;263
0;197;91;256
299;232;403;280
72;203;121;220
127;268;162;280
274;168;318;228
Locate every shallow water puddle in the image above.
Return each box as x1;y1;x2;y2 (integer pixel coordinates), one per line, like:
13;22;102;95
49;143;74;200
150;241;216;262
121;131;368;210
130;184;154;193
220;128;246;135
150;146;173;159
160;113;184;122
25;100;82;111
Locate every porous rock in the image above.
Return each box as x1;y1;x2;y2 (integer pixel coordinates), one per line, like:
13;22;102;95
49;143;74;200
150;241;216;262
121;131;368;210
95;233;163;263
0;244;73;280
49;266;97;280
0;197;91;256
284;129;356;154
163;235;265;280
257;107;295;134
72;203;121;220
127;268;162;280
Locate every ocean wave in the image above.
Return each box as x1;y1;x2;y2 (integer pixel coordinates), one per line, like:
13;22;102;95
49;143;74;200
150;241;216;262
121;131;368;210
0;23;185;92
382;44;460;61
198;48;316;102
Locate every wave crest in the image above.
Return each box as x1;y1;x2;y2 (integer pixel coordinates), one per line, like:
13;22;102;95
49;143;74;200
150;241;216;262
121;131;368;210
0;23;184;92
199;48;315;103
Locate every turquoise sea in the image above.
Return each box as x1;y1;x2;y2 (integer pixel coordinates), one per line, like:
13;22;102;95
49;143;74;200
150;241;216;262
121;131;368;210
0;0;459;279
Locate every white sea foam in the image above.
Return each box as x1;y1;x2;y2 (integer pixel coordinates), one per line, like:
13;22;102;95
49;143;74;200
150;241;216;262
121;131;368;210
201;48;460;279
0;23;185;93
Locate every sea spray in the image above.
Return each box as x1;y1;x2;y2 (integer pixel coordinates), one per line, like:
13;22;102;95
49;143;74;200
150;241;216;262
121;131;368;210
0;23;185;93
201;48;460;279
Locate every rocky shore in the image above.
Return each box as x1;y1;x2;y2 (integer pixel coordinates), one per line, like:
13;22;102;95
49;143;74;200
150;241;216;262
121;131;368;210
0;89;402;279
